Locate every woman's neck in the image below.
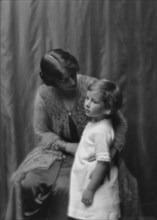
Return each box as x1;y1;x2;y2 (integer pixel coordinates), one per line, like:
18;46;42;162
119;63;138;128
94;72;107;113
60;90;77;99
58;89;78;113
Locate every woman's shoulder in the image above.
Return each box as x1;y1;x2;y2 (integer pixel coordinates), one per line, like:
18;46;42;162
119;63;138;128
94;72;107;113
35;84;59;110
36;84;56;99
37;84;52;94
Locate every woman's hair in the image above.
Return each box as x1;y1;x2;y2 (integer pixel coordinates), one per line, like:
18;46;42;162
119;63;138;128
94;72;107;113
39;49;79;86
88;79;123;116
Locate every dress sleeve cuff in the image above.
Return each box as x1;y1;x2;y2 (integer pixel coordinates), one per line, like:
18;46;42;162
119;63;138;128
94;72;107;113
96;152;111;162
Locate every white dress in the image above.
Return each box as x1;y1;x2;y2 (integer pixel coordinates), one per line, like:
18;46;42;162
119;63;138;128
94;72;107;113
68;119;120;220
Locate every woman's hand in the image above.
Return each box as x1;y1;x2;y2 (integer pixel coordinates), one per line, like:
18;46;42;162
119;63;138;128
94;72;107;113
54;144;65;152
81;188;94;206
54;141;78;155
54;140;67;152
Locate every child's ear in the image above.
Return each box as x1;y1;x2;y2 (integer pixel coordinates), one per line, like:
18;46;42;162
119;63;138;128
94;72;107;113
104;101;112;116
103;109;111;115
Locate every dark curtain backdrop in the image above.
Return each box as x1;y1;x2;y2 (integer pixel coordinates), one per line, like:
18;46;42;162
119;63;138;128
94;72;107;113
1;0;157;219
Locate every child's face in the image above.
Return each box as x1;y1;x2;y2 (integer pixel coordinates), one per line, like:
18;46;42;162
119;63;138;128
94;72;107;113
84;90;109;121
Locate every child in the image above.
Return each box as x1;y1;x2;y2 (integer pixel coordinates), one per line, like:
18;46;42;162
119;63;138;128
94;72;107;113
68;79;123;220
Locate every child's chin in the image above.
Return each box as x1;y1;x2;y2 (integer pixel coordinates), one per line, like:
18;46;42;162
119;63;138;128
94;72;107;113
86;112;91;117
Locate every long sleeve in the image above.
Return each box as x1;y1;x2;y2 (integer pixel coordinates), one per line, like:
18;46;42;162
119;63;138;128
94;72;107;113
11;89;65;182
112;110;128;152
33;90;61;149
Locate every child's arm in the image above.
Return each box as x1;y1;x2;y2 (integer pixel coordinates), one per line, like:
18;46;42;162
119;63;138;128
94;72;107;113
81;161;109;206
102;111;127;179
88;112;127;178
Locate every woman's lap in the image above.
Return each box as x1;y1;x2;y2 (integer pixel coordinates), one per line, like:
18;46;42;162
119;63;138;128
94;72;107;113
6;156;140;220
47;156;73;220
21;156;73;220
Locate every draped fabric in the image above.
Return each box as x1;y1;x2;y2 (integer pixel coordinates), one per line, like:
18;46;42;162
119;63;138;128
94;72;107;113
1;0;157;219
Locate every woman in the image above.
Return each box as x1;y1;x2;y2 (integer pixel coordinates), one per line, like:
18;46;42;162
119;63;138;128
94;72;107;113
5;49;139;220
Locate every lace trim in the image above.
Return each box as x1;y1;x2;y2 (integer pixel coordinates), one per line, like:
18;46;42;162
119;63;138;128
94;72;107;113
96;152;111;162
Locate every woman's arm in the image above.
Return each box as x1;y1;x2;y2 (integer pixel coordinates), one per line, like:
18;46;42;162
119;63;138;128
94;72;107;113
33;91;58;148
108;110;128;168
33;90;78;153
112;110;128;153
82;161;109;206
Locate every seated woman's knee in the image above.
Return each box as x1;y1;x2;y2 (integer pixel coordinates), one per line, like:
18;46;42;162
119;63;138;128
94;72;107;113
54;176;69;195
21;171;40;189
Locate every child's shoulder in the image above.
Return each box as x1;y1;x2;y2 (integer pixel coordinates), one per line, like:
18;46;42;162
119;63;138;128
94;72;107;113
92;120;114;143
95;119;112;128
94;119;113;135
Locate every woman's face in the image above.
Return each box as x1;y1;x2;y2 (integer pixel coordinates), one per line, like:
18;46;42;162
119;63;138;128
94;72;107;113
55;71;77;94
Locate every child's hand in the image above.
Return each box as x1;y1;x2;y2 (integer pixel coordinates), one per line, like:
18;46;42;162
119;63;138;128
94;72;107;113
81;188;94;206
87;155;96;162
